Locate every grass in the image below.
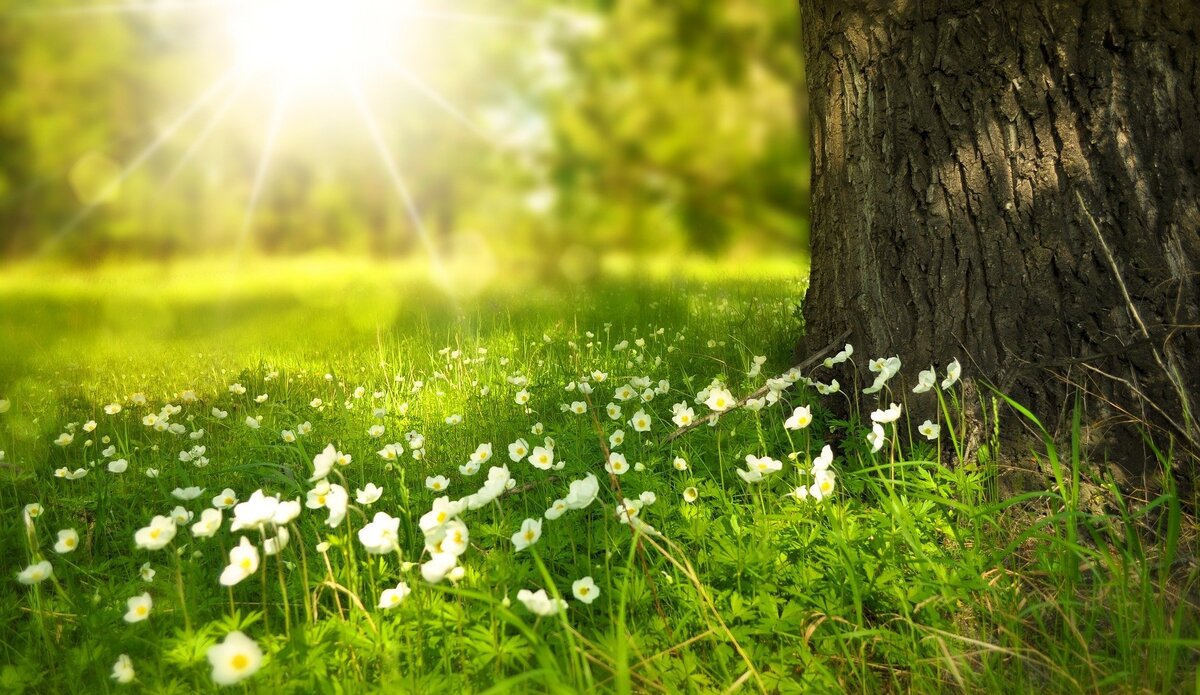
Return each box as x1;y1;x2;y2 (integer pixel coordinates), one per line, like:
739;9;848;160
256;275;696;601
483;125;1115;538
0;256;1196;693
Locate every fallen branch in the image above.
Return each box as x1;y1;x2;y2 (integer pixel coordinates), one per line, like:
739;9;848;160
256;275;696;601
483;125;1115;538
665;329;851;442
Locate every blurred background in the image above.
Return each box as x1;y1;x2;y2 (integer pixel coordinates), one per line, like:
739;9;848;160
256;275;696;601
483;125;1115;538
0;0;807;277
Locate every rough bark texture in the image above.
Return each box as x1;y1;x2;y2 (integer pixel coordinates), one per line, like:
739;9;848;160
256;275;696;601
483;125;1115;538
798;0;1200;471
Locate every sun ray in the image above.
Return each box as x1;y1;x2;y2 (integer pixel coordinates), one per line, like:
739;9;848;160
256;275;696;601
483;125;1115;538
345;78;453;293
165;73;254;184
373;53;496;145
48;69;239;248
232;82;290;263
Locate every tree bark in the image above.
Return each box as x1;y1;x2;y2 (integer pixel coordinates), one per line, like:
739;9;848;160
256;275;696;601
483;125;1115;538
798;0;1200;469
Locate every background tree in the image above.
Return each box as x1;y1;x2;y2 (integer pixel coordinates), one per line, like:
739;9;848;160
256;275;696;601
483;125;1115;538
797;1;1200;468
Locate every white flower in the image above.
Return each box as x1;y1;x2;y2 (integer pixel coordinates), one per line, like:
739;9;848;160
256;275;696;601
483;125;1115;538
134;516;177;550
54;528;79;553
104;403;123;416
529;446;555;470
790;485;810;502
206;631;263;686
420;553;458;584
172;486;204;501
323;484;349;528
704;388;735;412
435;518;471;558
211;408;228;419
739;455;782;482
368;425;385;438
419;496;466;534
355;483;383;505
310;444;339;482
230;490;280;532
784;405;812;430
639;491;657;506
919;420;941;440
564;474;599;510
17;560;52;585
671;406;695;427
606;403;622;420
507;438;530;462
379;582;412;609
425;475;449;492
358;512;401;554
863;356;902;395
445;414;463;425
673;456;689;471
544;499;568;520
244;416;261;430
682;486;699;503
941;359;962;389
629;409;652;432
54;432;74;447
870;403;903;424
822;343;853;368
810;469;837;501
111;654;135;684
511;518;542;551
191;508;223;538
866;422;887;453
514;389;531;405
812;445;834;474
605;452;629;476
517;588;566;616
107;458;128;474
470;443;493;464
123;592;153;623
608;429;625;448
219;537;260;586
572;576;600;604
912;367;936;393
140;562;155;582
212;488;238;509
272;499;301;526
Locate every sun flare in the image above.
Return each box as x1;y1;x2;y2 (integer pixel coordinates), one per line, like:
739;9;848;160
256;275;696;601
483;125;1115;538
228;0;396;90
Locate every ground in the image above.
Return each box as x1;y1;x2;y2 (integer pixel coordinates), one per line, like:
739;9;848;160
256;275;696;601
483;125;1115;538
0;258;1195;693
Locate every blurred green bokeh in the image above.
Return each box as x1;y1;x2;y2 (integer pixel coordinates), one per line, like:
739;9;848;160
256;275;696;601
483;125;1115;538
0;0;807;267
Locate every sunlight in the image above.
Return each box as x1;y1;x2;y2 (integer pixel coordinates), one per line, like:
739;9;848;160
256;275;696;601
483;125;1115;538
229;0;396;91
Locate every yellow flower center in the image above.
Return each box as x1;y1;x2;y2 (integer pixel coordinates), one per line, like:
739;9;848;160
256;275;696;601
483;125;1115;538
436;512;447;523
317;495;326;505
579;587;590;595
65;538;76;548
150;529;161;539
231;654;249;670
524;531;535;541
241;558;252;570
137;605;147;616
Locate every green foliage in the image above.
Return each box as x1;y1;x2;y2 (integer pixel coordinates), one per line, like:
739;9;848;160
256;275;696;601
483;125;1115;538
0;0;805;262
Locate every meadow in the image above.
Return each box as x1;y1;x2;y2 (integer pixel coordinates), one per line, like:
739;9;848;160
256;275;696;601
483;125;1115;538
1;258;1196;693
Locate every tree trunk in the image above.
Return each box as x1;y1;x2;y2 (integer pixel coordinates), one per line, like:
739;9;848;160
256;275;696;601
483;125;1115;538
798;0;1200;470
